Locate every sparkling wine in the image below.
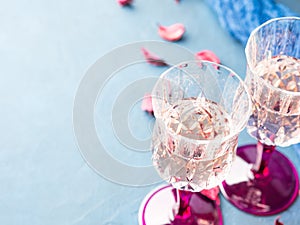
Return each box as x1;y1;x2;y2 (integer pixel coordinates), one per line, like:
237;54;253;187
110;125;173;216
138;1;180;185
152;98;238;192
247;55;300;146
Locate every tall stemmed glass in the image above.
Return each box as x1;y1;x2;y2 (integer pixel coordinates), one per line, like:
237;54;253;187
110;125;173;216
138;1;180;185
139;60;251;225
221;17;300;216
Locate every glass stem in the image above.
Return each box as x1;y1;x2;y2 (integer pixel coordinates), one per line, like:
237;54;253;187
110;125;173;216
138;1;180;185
252;141;264;172
169;188;180;221
252;141;276;175
170;188;193;222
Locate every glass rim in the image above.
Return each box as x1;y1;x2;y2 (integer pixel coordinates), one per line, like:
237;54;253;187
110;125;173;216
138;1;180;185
245;16;300;97
152;59;252;144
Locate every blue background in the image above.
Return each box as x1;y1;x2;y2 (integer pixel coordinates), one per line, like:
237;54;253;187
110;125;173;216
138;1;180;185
1;0;300;224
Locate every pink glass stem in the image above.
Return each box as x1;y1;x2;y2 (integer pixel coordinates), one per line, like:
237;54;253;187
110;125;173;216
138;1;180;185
251;142;276;178
171;189;193;222
139;185;223;225
169;189;222;225
221;144;299;216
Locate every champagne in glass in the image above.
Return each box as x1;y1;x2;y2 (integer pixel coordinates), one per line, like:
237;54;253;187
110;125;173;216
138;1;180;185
139;60;251;225
152;97;238;192
247;55;300;146
221;17;300;216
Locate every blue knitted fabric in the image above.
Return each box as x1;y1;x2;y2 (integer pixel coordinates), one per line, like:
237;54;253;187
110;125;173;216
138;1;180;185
204;0;298;46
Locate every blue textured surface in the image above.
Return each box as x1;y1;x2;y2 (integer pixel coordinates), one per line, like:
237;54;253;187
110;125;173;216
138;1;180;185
1;1;300;225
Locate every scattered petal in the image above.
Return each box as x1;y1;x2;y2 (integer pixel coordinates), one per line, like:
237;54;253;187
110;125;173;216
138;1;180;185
175;0;180;3
200;186;220;201
195;50;221;64
158;23;185;42
141;47;169;66
141;93;154;115
117;0;133;6
275;217;284;225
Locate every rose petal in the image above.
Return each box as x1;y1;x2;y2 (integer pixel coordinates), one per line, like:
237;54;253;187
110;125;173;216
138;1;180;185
158;23;185;42
195;50;221;64
141;47;168;66
200;186;220;201
141;93;154;115
275;217;284;225
117;0;132;6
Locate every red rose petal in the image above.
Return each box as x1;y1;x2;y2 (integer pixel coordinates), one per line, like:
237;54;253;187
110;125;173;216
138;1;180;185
141;93;154;115
195;50;221;64
141;47;168;66
158;23;185;42
117;0;132;6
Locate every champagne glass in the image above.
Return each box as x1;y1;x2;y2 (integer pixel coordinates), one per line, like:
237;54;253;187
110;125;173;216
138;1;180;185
138;60;251;225
221;17;300;216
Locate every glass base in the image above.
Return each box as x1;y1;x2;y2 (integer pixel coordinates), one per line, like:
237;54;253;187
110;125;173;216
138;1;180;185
138;185;223;225
221;144;299;216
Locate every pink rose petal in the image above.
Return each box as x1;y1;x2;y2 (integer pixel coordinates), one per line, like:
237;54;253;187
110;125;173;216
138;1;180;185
141;47;168;66
200;186;220;201
275;217;284;225
195;50;221;64
117;0;132;6
158;23;185;42
141;93;153;115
